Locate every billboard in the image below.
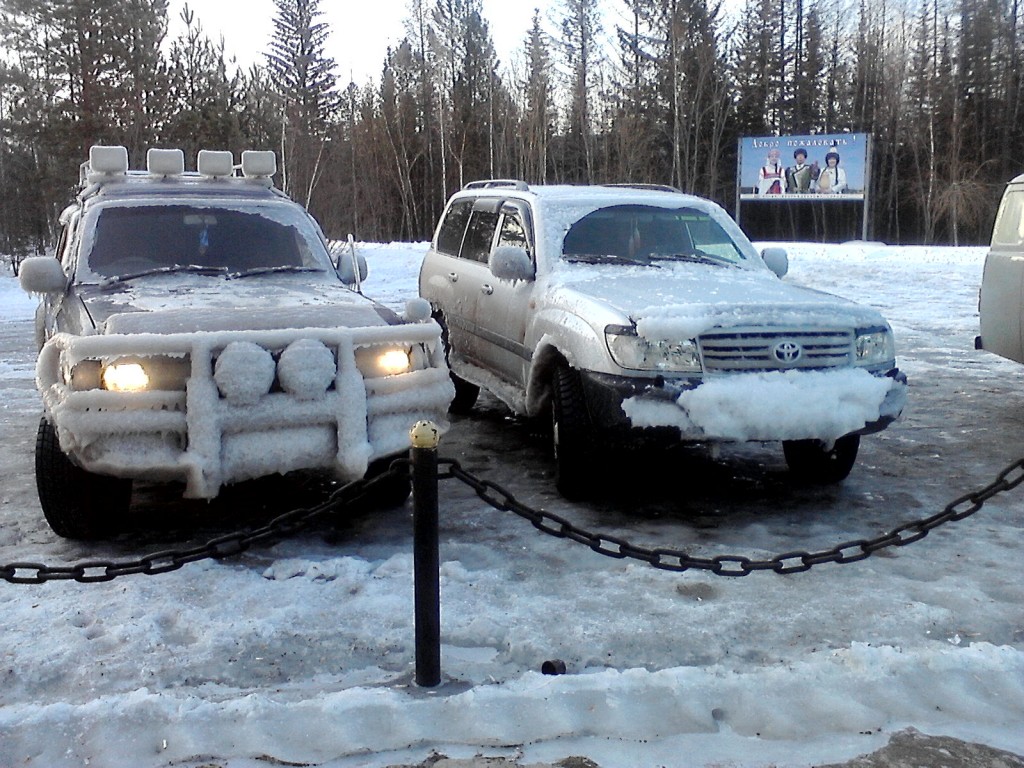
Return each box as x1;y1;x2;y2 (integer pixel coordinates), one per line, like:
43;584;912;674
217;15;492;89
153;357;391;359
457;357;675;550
738;133;869;201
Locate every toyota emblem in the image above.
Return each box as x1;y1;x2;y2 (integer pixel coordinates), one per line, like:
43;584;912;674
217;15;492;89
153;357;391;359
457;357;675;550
772;340;802;364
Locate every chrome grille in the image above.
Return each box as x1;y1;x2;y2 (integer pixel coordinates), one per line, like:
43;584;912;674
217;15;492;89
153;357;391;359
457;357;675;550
698;328;853;372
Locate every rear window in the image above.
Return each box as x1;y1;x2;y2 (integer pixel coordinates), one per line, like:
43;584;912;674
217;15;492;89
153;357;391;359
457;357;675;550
992;189;1024;247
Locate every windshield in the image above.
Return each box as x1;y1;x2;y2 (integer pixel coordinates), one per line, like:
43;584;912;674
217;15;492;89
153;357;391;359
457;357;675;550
80;201;333;280
562;205;746;267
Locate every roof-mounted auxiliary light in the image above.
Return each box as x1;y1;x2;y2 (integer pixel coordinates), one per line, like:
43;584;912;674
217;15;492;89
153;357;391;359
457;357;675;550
197;150;234;178
89;146;129;175
147;148;185;178
241;150;276;182
83;145;129;185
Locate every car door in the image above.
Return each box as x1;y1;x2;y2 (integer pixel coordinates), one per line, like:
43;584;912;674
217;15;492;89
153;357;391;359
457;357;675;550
420;196;501;366
472;202;536;386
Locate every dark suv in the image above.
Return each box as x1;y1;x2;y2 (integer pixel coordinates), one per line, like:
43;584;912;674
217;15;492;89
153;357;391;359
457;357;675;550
20;145;453;538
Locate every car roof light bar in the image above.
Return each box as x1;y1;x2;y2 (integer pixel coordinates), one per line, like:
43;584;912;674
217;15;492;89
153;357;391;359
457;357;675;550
82;145;129;186
197;150;234;178
241;150;276;183
147;148;185;178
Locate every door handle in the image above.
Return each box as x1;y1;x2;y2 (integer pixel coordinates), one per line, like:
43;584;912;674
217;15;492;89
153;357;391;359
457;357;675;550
481;284;494;296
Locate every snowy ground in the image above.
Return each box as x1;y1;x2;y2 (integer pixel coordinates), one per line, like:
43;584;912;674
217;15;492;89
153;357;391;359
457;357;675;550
0;242;1022;768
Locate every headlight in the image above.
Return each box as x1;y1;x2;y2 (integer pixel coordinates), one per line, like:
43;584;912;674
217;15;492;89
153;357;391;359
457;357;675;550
605;325;701;372
855;328;896;366
102;362;149;391
355;346;414;377
76;356;190;392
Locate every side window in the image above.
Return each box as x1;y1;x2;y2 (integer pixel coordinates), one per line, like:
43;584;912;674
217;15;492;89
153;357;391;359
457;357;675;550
497;213;530;255
461;209;500;263
436;199;473;256
992;190;1024;247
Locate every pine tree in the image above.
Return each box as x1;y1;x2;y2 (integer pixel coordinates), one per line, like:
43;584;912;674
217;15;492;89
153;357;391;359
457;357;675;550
556;0;603;183
265;0;340;207
160;5;246;161
522;10;555;183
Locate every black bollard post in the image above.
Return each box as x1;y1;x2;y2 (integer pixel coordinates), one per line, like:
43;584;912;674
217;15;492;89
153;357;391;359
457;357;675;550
410;421;441;688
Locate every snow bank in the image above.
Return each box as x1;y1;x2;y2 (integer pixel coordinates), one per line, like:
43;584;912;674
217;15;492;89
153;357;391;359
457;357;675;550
0;272;37;322
0;640;1019;767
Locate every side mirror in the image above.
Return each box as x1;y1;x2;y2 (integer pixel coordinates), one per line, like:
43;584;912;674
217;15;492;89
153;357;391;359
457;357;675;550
19;256;67;294
489;245;534;282
332;241;368;286
761;247;789;278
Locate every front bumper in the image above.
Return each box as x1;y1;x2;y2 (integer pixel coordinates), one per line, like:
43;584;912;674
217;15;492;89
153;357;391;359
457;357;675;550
580;367;907;442
37;324;454;498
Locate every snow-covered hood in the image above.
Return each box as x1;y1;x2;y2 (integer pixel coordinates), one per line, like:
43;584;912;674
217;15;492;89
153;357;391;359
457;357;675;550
548;262;888;340
77;276;394;335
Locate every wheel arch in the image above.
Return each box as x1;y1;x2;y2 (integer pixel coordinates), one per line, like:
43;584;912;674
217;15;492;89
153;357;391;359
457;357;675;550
524;339;570;418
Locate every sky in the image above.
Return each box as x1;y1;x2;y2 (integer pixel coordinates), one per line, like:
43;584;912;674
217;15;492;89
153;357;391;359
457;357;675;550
166;0;548;84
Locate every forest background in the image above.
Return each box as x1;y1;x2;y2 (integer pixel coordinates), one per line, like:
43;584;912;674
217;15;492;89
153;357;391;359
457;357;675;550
0;0;1021;267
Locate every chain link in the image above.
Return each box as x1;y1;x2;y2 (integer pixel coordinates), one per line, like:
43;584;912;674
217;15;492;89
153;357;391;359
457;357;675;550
5;455;1023;584
0;465;407;584
440;457;1024;577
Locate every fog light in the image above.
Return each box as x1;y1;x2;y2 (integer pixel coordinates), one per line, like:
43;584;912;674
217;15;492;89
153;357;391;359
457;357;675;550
102;362;149;392
214;341;275;404
278;339;336;399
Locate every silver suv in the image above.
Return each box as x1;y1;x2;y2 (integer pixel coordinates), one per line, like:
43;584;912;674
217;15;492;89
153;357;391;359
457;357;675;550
20;146;453;538
419;181;907;497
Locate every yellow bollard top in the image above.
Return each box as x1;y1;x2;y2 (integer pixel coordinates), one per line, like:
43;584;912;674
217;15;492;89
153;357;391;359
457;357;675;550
409;420;441;449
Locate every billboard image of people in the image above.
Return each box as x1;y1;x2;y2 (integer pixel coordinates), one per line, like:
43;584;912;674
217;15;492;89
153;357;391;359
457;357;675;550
739;133;869;201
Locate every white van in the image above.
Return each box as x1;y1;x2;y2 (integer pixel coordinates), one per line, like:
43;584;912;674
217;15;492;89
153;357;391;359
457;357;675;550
978;174;1024;362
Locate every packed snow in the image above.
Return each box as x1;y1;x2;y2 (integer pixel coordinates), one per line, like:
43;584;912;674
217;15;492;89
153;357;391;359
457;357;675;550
623;367;902;441
1;240;1023;768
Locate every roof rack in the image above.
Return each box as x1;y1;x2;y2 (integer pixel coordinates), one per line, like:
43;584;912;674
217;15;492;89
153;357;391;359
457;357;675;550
79;146;279;195
603;183;683;194
462;179;530;191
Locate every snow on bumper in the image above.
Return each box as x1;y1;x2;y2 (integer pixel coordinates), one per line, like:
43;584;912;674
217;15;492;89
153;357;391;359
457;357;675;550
622;368;907;442
36;324;455;498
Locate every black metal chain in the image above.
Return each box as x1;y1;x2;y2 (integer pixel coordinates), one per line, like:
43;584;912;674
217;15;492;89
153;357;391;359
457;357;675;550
440;457;1024;576
5;455;1024;584
0;467;405;585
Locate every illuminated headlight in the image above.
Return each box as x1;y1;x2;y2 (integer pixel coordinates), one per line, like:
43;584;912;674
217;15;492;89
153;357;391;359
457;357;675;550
67;356;190;392
605;325;702;372
855;328;896;366
356;346;414;377
102;362;149;391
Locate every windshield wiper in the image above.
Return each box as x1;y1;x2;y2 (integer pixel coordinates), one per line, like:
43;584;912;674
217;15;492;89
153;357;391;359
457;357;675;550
226;265;323;279
99;265;228;288
564;253;652;265
649;251;735;267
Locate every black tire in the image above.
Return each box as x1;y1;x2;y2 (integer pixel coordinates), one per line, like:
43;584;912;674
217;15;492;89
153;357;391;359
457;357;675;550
360;457;412;509
551;363;594;499
449;374;480;415
35;417;132;539
433;311;479;414
783;434;861;484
